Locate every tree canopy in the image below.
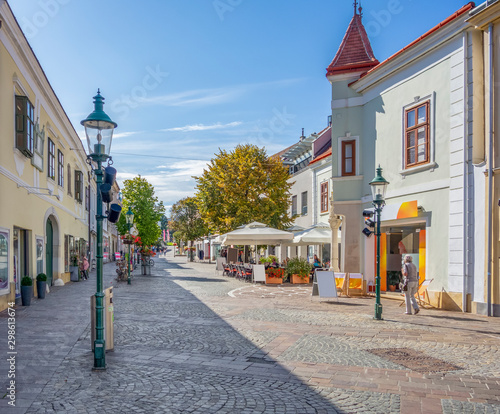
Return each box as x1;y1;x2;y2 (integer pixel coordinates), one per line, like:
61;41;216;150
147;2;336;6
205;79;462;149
170;197;207;260
116;176;165;246
194;144;292;233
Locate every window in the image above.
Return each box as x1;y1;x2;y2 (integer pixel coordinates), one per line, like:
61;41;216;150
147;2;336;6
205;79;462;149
405;101;429;168
15;95;35;157
47;139;55;180
57;150;64;187
341;140;356;176
85;186;90;211
301;191;308;215
75;170;83;202
320;181;329;213
67;164;72;196
0;229;9;295
291;195;297;216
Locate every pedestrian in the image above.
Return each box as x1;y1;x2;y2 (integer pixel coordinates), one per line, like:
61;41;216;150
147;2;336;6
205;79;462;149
80;255;90;280
402;255;419;315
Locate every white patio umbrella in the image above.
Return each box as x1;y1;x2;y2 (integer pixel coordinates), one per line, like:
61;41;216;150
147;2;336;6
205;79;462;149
292;222;333;264
221;222;294;246
292;222;332;245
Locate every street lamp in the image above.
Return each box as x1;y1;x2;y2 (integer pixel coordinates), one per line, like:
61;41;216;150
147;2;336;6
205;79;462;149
369;165;389;321
82;90;118;370
125;207;134;285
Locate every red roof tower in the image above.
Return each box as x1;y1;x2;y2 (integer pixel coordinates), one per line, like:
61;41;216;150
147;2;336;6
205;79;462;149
326;2;379;77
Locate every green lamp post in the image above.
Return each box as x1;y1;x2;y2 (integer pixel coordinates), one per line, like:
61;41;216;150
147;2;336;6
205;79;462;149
125;207;134;285
82;90;117;370
369;166;389;321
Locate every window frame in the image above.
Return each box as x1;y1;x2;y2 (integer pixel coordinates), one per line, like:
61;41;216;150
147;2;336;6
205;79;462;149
301;191;308;216
341;139;356;176
320;181;329;213
404;100;430;169
47;139;55;180
15;95;35;157
75;170;83;203
67;164;72;196
291;195;298;217
57;150;64;187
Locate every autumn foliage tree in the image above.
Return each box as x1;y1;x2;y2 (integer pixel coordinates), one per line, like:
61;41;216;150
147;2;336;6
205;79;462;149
170;197;207;261
116;176;165;246
194;144;292;233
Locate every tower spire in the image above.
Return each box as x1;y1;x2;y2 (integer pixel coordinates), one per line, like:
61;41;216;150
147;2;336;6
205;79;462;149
353;0;358;16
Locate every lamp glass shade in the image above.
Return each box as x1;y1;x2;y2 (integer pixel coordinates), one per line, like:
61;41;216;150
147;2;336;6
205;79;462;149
81;90;117;156
369;166;389;202
126;207;134;225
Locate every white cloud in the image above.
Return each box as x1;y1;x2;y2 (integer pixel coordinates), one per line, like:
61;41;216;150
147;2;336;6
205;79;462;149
113;131;141;139
161;121;242;133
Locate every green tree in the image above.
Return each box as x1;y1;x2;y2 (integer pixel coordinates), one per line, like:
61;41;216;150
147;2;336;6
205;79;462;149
194;144;292;233
170;197;207;261
116;176;165;246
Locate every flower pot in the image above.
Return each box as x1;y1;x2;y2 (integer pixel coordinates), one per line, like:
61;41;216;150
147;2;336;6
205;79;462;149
69;266;79;282
265;275;283;284
389;284;397;292
290;274;309;284
36;281;46;299
21;285;33;306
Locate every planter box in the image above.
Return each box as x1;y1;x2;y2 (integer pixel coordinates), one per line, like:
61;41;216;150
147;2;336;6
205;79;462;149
36;281;46;299
69;266;79;282
21;285;32;306
265;276;283;285
290;274;309;284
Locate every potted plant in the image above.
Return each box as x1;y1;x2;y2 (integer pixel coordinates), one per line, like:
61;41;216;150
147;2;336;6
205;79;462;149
387;271;402;292
69;253;79;282
21;276;33;306
36;273;47;299
286;257;312;284
265;267;284;284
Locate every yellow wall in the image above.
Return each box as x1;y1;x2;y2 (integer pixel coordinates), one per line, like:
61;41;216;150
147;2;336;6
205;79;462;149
0;4;91;311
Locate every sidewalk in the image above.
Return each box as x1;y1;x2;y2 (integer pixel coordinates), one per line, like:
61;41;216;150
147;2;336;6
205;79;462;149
1;251;499;413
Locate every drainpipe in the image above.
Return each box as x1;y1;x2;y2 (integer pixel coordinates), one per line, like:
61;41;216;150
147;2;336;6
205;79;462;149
486;23;494;316
88;172;91;260
463;31;469;313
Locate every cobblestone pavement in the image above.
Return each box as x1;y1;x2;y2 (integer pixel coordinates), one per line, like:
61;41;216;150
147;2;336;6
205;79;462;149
1;251;500;413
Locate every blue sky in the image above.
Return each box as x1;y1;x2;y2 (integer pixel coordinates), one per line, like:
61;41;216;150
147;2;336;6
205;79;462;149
10;0;470;212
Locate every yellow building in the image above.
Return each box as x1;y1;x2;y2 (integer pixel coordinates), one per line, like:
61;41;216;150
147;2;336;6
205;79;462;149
0;1;92;310
468;1;500;316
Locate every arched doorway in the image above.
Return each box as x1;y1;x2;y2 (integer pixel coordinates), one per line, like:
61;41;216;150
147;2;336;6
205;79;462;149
46;219;53;286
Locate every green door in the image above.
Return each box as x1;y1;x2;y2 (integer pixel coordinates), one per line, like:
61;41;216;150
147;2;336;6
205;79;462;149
46;219;53;286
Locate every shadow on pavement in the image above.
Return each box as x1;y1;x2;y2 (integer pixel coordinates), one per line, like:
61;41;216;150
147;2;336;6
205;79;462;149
0;257;349;413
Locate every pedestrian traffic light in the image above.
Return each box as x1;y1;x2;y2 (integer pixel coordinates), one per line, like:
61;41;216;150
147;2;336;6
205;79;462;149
107;203;122;223
100;183;112;203
104;166;117;186
362;209;374;237
362;227;373;238
362;209;374;218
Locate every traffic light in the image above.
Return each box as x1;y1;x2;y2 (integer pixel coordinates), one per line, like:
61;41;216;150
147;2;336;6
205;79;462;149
362;209;375;238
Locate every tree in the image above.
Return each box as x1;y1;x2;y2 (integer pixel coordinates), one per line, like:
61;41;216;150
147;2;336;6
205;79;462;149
116;176;165;246
194;144;292;233
170;197;207;261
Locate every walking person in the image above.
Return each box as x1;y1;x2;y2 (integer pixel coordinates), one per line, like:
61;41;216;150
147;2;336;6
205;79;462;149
80;255;90;280
402;255;419;315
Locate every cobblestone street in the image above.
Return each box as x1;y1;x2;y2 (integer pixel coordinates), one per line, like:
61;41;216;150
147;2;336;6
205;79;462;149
1;250;500;413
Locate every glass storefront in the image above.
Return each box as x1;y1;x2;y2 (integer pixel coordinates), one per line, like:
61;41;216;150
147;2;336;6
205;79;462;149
381;222;426;291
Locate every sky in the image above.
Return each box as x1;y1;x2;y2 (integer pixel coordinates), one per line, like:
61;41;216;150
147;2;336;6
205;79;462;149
9;0;472;213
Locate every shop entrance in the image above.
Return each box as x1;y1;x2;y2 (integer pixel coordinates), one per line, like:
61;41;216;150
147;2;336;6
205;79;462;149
381;223;426;291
